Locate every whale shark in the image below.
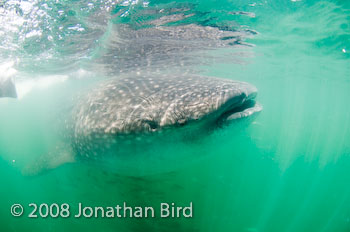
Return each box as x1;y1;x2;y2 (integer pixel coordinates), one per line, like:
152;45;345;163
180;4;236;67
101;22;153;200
23;73;261;175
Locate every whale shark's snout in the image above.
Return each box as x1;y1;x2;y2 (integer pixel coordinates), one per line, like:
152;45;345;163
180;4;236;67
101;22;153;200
215;82;262;123
159;78;262;127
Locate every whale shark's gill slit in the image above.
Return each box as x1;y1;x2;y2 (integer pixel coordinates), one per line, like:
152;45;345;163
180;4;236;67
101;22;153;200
220;36;238;41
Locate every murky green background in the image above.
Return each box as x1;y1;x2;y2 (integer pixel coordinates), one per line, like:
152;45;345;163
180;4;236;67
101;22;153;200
0;0;349;231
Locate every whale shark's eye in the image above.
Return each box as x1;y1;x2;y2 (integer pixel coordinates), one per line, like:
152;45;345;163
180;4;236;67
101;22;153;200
143;120;159;131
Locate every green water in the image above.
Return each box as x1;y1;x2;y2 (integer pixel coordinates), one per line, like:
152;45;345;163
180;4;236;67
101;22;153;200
1;0;350;231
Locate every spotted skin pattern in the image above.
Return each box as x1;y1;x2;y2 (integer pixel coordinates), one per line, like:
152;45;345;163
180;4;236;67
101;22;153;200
65;74;258;159
73;74;256;135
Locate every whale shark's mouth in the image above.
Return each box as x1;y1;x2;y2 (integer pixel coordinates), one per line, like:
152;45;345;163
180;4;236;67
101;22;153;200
220;99;262;121
217;93;262;123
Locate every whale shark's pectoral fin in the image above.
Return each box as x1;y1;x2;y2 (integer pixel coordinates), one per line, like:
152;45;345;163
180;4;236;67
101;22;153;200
22;141;75;176
0;76;17;98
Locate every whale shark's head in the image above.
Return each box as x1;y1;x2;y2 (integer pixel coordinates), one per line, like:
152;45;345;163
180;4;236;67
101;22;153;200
74;74;261;136
157;78;261;128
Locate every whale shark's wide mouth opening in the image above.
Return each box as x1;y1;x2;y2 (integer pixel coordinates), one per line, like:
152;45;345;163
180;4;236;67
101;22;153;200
217;92;262;123
219;99;262;121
